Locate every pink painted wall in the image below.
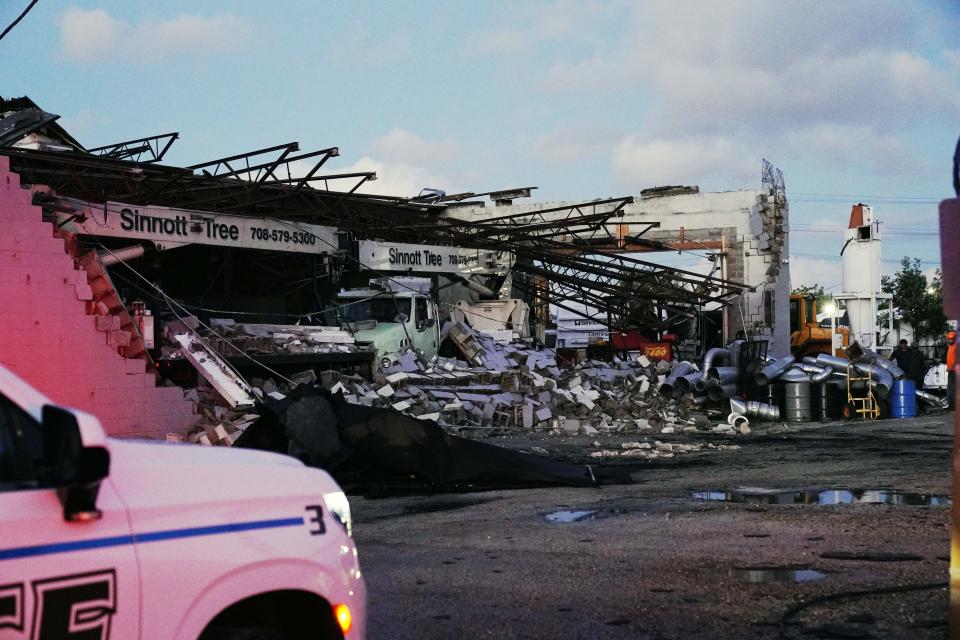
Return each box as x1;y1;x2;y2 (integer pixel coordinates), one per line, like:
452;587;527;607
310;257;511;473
0;155;197;438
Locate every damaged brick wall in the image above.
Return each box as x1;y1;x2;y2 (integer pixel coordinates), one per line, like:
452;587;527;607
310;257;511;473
0;156;197;438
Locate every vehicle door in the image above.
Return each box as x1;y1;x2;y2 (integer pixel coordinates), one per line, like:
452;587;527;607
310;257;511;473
413;296;439;358
0;393;139;640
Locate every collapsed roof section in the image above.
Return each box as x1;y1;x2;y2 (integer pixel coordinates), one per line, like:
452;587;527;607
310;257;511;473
0;95;752;326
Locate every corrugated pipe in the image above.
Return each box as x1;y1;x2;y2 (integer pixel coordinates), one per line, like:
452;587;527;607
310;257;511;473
874;357;906;380
675;372;703;394
702;347;731;374
802;356;820;365
860;348;905;379
659;362;694;397
781;367;812;382
853;362;893;399
729;414;750;430
794;363;834;383
754;356;796;385
706;366;739;385
707;383;738;401
812;365;834;383
730;397;781;422
815;353;852;371
916;389;947;406
693;377;710;393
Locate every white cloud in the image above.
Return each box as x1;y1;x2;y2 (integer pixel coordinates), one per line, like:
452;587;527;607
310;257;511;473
338;157;458;199
532;2;960;188
615;5;952;128
465;0;609;55
58;8;248;62
532;125;622;163
788;257;842;290
610;135;755;190
57;9;123;62
286;155;457;200
781;124;916;172
369;129;458;166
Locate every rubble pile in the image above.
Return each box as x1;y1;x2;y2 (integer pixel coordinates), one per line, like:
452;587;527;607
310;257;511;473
314;321;710;436
204;320;358;356
589;440;741;459
179;380;261;446
159;318;359;361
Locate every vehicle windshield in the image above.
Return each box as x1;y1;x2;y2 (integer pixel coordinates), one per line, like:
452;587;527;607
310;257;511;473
335;297;411;324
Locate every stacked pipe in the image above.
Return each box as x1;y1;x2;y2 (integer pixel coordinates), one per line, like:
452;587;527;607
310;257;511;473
702;347;738;401
815;352;894;399
730;397;780;422
658;361;694;397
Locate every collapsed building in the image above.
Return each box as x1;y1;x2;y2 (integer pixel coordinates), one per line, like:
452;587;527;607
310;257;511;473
0;95;774;451
443;170;791;357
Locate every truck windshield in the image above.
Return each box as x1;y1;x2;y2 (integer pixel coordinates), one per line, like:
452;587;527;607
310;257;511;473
336;297;411;323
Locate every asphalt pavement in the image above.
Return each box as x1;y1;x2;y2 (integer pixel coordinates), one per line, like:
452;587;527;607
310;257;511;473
352;413;952;639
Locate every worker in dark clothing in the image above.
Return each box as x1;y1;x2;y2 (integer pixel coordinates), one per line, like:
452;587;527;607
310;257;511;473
891;339;912;372
891;341;927;412
905;342;927;386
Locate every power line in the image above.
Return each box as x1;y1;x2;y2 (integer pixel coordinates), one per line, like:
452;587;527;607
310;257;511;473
792;228;937;236
790;252;941;266
0;0;39;42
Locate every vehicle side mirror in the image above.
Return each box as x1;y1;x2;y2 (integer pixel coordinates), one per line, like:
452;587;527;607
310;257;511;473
42;405;110;522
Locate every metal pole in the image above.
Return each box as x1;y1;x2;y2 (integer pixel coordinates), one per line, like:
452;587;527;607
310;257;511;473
941;193;960;632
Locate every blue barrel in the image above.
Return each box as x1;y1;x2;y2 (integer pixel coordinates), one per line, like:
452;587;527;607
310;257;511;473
891;380;916;418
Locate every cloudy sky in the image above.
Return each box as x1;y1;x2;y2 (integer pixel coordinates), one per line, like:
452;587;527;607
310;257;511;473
1;0;957;289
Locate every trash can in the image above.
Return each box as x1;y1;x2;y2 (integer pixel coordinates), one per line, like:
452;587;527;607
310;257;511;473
891;379;917;418
784;381;812;422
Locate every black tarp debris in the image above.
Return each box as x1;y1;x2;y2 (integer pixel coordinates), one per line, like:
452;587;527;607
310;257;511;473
235;384;618;491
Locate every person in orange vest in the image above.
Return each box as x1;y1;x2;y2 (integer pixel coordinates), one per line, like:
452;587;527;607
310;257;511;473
948;330;956;410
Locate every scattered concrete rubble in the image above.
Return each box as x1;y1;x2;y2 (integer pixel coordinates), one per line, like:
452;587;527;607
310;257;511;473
160;318;359;364
180;322;764;449
178;320;943;454
205;319;359;356
589;440;741;459
314;321;705;437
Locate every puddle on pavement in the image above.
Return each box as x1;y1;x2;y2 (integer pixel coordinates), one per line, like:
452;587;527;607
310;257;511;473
692;488;951;506
545;510;598;523
729;567;826;583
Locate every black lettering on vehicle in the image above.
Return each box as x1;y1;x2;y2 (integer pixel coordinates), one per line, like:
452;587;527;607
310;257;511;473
0;583;24;631
32;570;116;640
305;505;325;535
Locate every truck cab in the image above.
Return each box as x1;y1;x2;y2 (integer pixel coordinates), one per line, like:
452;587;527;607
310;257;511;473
0;364;365;639
335;277;441;369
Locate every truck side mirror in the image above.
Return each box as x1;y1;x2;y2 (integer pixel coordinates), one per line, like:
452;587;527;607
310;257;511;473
42;406;110;522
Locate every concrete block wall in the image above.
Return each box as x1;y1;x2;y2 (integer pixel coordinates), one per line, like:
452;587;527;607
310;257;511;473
0;156;197;438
